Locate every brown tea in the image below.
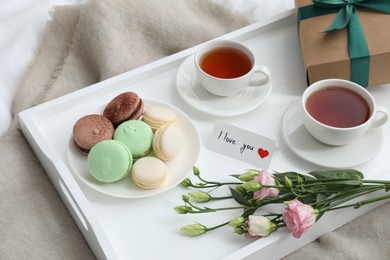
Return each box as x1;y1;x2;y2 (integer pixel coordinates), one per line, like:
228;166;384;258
306;87;370;128
200;47;252;79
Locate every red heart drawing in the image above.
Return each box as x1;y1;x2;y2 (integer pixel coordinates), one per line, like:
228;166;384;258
258;148;269;159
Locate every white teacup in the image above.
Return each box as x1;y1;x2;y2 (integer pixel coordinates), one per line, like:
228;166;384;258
302;79;388;146
194;39;270;97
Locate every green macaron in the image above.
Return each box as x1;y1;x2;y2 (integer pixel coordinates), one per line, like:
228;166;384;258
87;140;133;183
114;120;153;159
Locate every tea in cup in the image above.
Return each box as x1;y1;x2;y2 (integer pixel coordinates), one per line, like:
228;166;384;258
194;39;270;97
301;79;388;146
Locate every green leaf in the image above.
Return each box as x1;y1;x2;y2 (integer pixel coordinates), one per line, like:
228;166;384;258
273;171;316;182
273;171;300;178
297;194;319;205
229;187;251;206
316;192;335;205
241;207;257;218
323;180;362;186
308;169;364;180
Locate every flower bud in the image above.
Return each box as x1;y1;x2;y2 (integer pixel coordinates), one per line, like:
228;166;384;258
284;176;293;189
234;226;245;235
241;180;262;192
174;205;192;214
181;178;192;187
297;175;303;185
180;223;207;236
238;170;259;182
193;166;200;176
188;191;211;203
228;216;245;227
182;194;190;203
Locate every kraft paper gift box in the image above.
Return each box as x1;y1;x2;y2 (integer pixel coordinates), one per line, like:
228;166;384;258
295;0;390;87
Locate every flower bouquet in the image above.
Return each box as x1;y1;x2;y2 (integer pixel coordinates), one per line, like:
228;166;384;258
175;167;390;239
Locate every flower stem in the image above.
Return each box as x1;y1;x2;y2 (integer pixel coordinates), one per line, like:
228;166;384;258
317;187;387;212
326;193;390;211
185;198;252;213
192;167;243;187
188;184;226;189
205;221;231;232
187;182;243;189
211;195;234;200
362;180;390;185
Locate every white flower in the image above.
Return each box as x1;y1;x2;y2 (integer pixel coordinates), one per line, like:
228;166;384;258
247;215;277;237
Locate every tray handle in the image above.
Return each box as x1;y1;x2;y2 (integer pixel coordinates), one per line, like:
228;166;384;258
51;158;119;260
19;115;118;259
58;176;89;231
51;153;119;260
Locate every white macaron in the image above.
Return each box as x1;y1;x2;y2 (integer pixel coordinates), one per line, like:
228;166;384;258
130;157;167;189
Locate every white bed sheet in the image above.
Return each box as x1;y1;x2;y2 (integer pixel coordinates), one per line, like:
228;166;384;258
0;0;294;135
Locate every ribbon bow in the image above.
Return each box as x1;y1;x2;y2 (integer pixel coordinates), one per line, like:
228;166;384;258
297;0;390;87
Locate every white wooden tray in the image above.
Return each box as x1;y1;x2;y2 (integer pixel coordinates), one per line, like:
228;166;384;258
19;10;390;260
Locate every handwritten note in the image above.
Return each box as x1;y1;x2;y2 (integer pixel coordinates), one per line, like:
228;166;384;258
208;121;276;169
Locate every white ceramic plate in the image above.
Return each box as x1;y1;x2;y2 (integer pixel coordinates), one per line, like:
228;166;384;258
176;55;272;117
67;99;200;198
281;100;384;168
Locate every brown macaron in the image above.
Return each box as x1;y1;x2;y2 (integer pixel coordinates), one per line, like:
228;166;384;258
73;114;114;154
103;92;144;125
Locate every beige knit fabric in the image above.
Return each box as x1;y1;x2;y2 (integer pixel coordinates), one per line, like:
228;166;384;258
2;1;247;259
2;0;390;259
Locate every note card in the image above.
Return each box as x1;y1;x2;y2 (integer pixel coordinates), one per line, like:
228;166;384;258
208;121;276;169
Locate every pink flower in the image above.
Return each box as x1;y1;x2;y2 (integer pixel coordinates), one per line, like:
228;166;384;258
244;232;260;239
253;170;279;200
282;199;318;238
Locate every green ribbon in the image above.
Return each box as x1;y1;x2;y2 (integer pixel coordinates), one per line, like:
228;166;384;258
297;0;390;87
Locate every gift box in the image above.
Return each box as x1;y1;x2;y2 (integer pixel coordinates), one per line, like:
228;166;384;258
295;0;390;87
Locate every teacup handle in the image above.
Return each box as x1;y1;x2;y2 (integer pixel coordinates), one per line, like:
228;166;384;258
370;106;389;129
248;64;271;87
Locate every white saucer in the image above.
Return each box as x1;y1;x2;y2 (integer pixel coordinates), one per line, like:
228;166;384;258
176;55;272;117
67;99;200;199
281;101;384;168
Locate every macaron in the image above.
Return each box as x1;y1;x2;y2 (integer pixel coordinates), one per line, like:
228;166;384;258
72;114;114;154
142;106;177;131
87;140;133;183
131;157;167;189
114;120;153;159
152;125;182;161
103;92;144;125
